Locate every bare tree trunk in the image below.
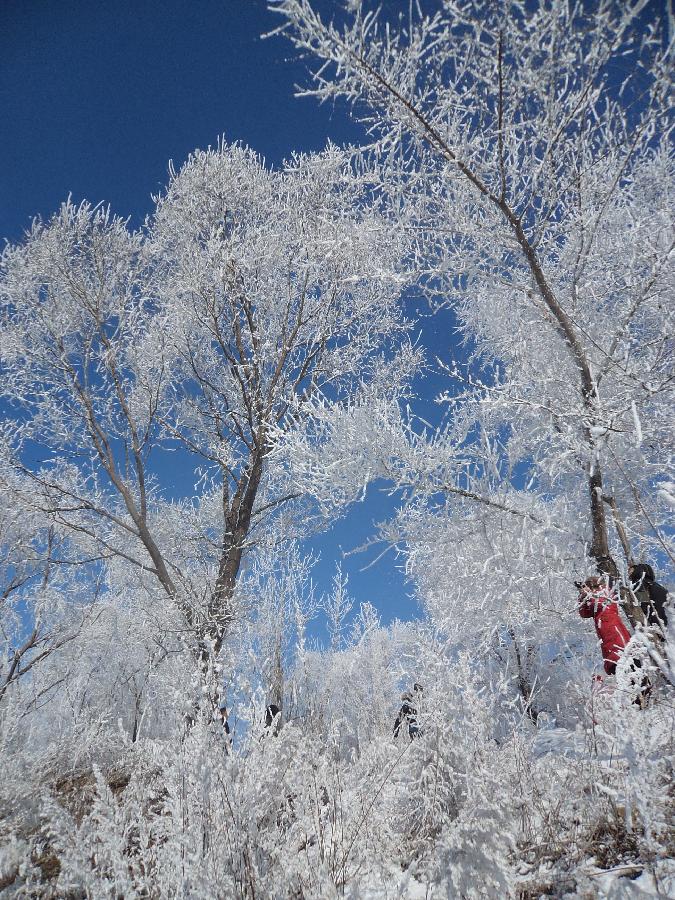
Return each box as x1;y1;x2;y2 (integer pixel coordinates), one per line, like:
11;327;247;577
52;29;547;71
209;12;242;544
588;467;617;577
509;629;539;725
211;448;266;652
270;641;284;716
601;495;634;568
192;445;268;726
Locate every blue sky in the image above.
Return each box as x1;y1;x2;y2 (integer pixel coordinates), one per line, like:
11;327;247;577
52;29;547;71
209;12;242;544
0;0;361;241
1;0;461;631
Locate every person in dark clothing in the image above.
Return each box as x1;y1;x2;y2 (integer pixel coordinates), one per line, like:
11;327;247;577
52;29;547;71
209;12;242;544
218;703;233;748
219;704;231;734
264;703;281;735
265;704;280;726
393;683;423;739
629;564;669;630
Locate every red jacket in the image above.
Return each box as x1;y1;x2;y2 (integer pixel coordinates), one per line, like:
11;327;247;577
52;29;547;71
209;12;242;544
578;587;631;675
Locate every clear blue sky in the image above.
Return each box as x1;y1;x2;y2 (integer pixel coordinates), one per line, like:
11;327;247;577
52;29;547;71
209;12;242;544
1;0;460;631
0;0;363;241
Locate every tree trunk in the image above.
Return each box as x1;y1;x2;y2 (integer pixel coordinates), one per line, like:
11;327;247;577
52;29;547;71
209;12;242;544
270;640;284;716
601;496;634;568
211;448;266;653
588;466;617;577
191;445;268;727
509;630;539;726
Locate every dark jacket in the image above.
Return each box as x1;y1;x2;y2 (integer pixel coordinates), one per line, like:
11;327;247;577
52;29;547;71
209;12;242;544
393;690;421;739
630;564;669;628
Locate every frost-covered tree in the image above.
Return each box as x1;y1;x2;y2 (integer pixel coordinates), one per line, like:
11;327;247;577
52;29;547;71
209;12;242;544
0;143;415;712
271;0;674;580
145;145;414;649
0;471;100;707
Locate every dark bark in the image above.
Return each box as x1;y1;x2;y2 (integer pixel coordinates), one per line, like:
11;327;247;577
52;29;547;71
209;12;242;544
211;445;267;654
510;630;539;725
189;442;268;726
589;467;617;577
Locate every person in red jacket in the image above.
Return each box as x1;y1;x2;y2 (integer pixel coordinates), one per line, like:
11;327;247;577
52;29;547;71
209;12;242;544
578;576;631;675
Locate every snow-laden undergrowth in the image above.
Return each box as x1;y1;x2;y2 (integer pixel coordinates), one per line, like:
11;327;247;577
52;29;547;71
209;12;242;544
1;607;673;899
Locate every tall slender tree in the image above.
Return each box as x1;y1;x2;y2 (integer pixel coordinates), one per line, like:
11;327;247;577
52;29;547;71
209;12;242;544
271;0;674;578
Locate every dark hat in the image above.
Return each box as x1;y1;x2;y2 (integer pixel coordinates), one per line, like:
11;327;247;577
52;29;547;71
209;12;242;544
630;563;654;586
